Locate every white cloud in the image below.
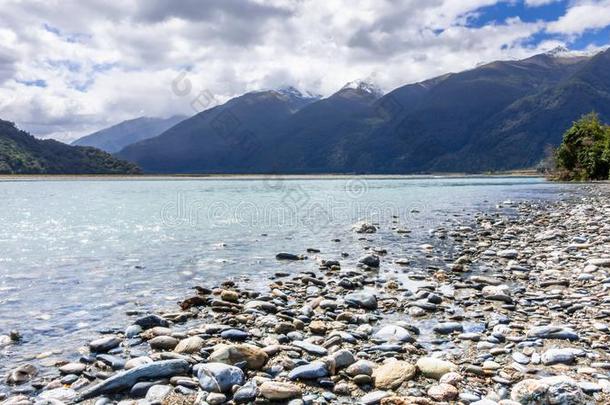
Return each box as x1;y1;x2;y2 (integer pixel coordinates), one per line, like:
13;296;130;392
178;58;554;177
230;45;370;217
0;0;607;142
524;0;561;7
547;0;610;34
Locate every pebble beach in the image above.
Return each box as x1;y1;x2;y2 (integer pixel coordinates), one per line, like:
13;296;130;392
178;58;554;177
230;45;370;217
2;184;610;405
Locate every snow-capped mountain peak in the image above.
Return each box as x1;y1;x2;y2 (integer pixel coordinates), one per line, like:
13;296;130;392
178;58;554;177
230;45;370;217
341;80;384;98
546;45;608;58
276;86;321;100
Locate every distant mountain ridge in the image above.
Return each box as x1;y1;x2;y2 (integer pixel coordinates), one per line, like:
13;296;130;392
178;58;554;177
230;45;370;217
0;119;140;174
117;48;610;174
72;115;187;153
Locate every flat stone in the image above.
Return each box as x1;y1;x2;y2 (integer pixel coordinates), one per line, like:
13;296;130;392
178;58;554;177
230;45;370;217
292;341;328;356
220;328;250;341
526;325;579;340
89;336;121;353
145;385;172;404
541;348;580;365
289;362;328;380
59;362;86;375
433;322;463;335
372;361;416;389
497;249;518;259
149;336;179;351
427;383;458;401
416;357;457;379
260;381;302;400
38;388;77;402
174;336;204;354
373;325;414;343
360;390;391;405
208;344;268;370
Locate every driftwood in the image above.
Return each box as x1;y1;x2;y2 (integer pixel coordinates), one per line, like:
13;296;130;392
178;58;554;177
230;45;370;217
76;359;190;401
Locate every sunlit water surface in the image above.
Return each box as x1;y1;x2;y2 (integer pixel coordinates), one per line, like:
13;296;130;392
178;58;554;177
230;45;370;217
0;177;577;383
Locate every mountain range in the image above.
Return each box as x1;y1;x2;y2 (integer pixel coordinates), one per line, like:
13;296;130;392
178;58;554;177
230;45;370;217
72;115;187;153
114;47;610;174
0;119;139;174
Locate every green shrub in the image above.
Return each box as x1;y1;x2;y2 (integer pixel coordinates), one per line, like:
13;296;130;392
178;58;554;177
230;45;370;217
555;112;610;180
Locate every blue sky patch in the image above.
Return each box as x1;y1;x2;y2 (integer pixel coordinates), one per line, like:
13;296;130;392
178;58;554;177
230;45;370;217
17;79;47;88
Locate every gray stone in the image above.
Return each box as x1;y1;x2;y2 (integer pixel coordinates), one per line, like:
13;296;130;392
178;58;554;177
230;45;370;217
197;363;245;393
358;254;380;268
89;336;121;353
291;341;328;356
289;362;328;380
145;385;172;404
433;322;464;334
373;325;414;343
345;292;378;310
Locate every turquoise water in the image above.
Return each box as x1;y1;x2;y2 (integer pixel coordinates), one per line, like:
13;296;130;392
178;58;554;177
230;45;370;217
0;176;573;377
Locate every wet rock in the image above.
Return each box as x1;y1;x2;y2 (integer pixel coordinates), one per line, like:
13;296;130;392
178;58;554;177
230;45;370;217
372;361;416;389
353;222;377;234
433;322;463;335
416;357;457;379
260;381;302;400
6;364;37;385
134;314;169;330
345;292;378;310
149;335;179;351
59;362;86;375
220;290;239;302
97;354;126;370
125;325;142;338
89;336;121;353
38;388;77;402
197;363;245;394
359;254;380;268
373;325;414;343
276;253;304;260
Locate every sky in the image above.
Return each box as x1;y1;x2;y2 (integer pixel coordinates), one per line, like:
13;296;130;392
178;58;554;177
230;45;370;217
1;0;609;142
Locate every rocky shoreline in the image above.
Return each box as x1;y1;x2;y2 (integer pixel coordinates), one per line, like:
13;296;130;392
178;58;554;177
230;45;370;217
3;184;610;405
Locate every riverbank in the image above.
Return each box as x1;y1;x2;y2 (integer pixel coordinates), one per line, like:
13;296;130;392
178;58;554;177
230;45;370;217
0;171;540;182
2;184;610;404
